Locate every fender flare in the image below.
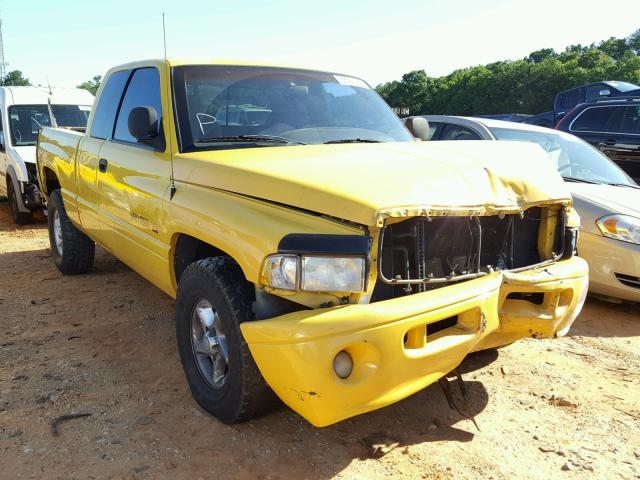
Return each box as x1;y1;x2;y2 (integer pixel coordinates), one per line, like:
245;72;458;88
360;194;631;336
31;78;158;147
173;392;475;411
5;164;30;213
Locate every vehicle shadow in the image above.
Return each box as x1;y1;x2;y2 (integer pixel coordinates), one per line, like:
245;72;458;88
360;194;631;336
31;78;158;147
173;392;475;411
569;297;640;338
0;202;46;232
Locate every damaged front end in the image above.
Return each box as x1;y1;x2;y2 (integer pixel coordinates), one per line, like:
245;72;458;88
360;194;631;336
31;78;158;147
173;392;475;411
373;205;576;301
241;201;588;427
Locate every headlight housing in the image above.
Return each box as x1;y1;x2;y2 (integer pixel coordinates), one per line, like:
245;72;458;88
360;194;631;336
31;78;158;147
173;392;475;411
261;254;366;292
596;214;640;245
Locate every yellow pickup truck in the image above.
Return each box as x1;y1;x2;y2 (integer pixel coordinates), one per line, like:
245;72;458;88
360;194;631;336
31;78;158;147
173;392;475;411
36;59;589;427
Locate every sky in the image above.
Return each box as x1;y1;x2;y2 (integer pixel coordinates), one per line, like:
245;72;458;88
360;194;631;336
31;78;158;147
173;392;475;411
1;0;639;89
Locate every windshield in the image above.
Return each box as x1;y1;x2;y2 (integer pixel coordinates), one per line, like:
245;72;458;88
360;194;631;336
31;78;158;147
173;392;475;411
606;81;640;93
173;65;412;151
489;127;636;186
8;104;91;146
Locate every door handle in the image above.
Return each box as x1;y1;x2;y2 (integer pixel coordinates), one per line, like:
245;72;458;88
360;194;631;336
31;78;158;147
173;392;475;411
98;158;108;173
603;139;616;146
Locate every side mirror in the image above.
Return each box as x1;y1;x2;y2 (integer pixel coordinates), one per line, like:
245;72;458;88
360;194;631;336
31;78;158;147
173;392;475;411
404;117;430;141
0;131;4;151
128;106;165;151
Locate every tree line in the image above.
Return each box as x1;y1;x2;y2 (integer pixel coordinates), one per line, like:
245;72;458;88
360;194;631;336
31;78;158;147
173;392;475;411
376;29;640;116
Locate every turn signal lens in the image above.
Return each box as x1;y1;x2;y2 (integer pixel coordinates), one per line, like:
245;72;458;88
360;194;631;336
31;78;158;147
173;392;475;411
596;214;640;245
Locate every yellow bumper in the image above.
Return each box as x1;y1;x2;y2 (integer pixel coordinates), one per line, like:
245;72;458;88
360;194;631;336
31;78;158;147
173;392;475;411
241;257;589;427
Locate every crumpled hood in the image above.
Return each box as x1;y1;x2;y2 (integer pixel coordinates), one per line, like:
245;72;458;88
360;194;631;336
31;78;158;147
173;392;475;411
175;141;571;226
569;183;640;218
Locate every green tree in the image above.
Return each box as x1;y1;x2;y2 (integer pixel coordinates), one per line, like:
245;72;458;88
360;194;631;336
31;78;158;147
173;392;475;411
627;29;640;55
527;48;557;63
1;70;31;86
376;30;640;116
77;75;101;95
598;37;629;61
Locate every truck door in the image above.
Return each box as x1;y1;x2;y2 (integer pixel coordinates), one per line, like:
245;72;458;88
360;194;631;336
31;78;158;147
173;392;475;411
75;69;130;241
95;66;173;291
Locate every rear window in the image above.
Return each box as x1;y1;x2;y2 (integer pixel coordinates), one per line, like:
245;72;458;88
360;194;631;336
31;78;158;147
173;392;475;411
570;106;624;133
90;70;130;139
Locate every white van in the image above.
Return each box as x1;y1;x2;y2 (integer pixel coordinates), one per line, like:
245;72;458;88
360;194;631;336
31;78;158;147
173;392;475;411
0;86;94;223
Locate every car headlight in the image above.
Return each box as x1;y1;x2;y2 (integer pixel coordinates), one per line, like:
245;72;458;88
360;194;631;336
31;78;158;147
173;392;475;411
596;214;640;245
261;254;365;292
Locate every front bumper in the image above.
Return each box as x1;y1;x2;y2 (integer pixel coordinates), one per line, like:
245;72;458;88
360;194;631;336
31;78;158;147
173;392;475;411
241;257;589;427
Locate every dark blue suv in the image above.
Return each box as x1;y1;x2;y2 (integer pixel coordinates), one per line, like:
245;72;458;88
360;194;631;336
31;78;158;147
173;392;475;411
556;97;640;182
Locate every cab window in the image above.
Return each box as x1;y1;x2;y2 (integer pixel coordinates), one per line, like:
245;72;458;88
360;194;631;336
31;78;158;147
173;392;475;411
113;68;163;145
90;70;130;140
559;89;581;110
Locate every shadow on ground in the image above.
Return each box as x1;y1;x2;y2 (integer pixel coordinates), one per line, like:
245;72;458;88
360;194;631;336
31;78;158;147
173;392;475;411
570;297;640;338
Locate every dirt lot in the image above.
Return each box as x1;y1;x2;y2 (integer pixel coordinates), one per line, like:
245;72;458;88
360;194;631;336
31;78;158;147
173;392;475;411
0;202;639;480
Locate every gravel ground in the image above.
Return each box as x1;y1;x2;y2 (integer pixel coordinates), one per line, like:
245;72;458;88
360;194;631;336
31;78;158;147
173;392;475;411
1;201;639;480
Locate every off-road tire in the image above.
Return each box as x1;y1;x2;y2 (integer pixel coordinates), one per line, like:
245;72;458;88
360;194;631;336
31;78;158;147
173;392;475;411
47;189;95;274
7;179;34;224
176;257;278;424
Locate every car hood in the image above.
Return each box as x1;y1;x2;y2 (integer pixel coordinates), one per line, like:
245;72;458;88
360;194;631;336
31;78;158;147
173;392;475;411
175;141;571;227
11;145;36;164
569;183;640;231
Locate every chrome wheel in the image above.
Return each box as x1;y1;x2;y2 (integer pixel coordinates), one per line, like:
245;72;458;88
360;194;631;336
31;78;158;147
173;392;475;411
53;209;63;255
191;299;229;388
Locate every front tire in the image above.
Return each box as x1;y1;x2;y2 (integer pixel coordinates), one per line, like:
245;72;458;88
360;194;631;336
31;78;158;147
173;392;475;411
7;179;34;224
176;257;278;424
47;189;95;274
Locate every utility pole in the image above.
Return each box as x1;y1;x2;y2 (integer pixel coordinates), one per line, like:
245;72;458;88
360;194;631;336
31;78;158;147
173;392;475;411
0;16;6;82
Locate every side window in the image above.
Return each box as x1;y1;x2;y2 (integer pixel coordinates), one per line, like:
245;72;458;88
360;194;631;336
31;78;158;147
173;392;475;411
559;89;581;110
113;68;162;145
441;124;482;140
571;106;623;133
620;106;640;134
90;70;130;139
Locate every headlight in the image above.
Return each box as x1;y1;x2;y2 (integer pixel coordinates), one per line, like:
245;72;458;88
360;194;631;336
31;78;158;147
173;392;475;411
261;254;365;292
596;214;640;245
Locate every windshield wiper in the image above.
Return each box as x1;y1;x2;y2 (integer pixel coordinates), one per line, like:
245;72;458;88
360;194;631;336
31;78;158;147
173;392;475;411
324;138;381;144
606;182;640;189
561;176;599;184
196;135;305;145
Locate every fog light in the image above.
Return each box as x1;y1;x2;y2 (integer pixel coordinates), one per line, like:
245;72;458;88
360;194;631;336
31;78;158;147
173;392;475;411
333;351;353;379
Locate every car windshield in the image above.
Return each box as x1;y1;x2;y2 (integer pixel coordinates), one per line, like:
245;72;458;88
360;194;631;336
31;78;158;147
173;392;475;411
606;81;640;92
173;65;413;151
490;127;636;186
8;104;91;146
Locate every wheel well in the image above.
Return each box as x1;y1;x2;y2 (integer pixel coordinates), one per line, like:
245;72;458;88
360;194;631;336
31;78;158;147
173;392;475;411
43;167;61;195
173;234;231;284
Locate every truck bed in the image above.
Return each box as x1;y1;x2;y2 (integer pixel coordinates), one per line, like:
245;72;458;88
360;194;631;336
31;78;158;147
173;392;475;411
36;126;84;201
